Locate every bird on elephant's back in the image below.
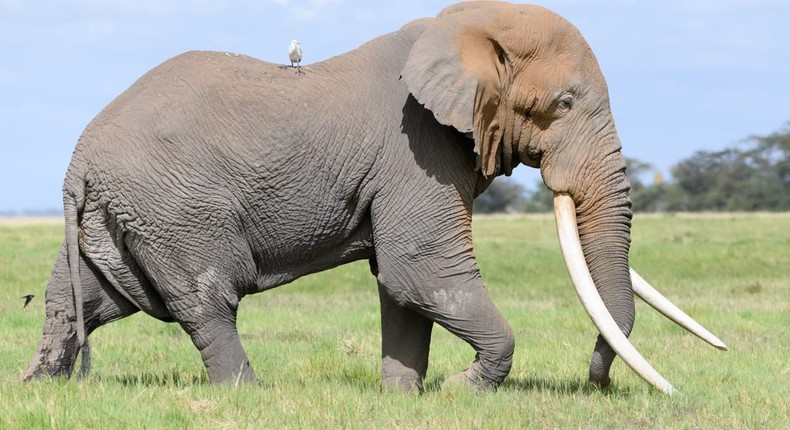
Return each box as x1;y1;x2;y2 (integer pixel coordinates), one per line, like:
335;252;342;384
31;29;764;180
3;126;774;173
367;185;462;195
23;1;726;395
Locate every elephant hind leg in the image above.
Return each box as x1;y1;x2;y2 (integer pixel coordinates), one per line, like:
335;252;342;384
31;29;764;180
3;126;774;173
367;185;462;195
188;320;256;385
378;282;433;393
161;275;257;385
23;243;140;381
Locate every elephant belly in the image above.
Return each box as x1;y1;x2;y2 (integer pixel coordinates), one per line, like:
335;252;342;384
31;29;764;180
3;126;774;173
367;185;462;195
248;213;375;293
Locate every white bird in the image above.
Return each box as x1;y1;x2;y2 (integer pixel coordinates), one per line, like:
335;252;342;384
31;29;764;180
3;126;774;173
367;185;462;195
288;40;302;69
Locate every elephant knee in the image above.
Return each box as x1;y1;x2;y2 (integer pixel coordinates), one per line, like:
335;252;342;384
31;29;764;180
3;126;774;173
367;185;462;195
497;322;516;367
478;319;515;384
501;324;516;360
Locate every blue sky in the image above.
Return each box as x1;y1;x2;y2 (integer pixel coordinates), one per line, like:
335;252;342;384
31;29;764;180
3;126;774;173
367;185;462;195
1;0;788;212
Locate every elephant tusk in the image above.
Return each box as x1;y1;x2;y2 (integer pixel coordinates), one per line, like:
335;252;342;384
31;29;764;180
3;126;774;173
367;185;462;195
553;193;674;395
630;268;728;351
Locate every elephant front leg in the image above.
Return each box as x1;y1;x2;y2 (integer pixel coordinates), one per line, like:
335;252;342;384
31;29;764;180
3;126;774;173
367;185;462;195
376;262;515;392
370;186;514;391
430;284;515;391
378;282;433;393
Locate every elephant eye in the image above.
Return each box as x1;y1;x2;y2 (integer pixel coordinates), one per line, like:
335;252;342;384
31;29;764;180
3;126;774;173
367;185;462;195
558;95;574;111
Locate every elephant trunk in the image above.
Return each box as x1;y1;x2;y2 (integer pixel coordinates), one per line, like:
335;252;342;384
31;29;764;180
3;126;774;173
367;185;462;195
573;187;634;387
550;149;727;394
554;179;674;394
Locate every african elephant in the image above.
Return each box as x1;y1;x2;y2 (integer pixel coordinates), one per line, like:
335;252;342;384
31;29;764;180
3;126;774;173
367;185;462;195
23;2;726;394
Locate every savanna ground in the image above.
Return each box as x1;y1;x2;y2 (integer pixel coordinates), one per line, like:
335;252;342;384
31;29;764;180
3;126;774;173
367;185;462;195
0;214;787;429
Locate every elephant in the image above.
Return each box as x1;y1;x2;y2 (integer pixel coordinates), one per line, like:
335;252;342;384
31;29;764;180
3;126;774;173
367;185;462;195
23;2;726;394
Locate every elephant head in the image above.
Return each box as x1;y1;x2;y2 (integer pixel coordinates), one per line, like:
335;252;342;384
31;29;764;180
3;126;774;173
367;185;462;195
402;2;726;393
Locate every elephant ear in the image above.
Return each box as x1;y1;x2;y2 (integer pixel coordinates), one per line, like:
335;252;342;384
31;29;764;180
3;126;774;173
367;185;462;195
401;12;513;177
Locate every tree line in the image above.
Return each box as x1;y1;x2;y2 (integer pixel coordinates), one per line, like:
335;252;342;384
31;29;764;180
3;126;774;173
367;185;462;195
475;123;790;213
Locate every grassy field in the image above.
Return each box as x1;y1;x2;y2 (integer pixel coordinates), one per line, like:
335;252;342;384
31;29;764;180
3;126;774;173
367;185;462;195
0;214;788;429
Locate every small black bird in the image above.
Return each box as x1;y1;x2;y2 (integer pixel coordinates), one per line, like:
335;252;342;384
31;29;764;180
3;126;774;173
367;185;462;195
22;294;34;308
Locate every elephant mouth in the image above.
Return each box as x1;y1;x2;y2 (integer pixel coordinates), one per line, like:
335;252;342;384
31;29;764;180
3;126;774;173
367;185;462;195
552;193;727;395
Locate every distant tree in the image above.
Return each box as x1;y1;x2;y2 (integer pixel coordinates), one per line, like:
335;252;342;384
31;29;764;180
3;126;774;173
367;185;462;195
670;122;790;211
744;123;790;209
474;178;527;213
625;157;654;192
522;180;553;213
625;157;671;212
671;149;743;210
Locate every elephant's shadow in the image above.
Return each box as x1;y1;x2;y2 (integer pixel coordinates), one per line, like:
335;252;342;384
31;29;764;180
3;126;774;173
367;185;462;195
503;376;639;396
102;370;635;396
424;375;636;397
103;371;208;387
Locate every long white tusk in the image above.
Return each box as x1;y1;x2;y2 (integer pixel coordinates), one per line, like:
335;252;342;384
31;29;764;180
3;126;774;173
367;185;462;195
630;268;728;351
553;193;673;395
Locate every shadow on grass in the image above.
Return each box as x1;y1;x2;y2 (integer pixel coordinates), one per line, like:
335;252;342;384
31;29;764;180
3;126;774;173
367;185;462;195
501;376;635;396
106;370;379;391
423;375;635;397
105;371;209;387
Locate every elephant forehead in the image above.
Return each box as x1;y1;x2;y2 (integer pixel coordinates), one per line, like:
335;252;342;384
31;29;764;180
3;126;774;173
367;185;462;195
507;42;607;108
506;64;580;112
490;7;595;67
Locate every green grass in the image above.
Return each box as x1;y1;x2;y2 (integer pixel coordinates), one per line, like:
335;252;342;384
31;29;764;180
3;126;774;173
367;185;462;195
1;214;788;429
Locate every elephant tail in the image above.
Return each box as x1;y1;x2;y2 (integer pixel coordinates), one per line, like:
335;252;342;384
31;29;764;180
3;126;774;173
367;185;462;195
63;185;91;377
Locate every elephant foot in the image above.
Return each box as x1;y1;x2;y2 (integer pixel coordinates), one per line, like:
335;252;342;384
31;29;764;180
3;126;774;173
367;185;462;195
381;376;423;394
190;323;258;385
381;355;426;394
22;332;80;382
22;305;87;382
202;349;257;385
589;374;612;390
441;364;498;392
588;336;615;390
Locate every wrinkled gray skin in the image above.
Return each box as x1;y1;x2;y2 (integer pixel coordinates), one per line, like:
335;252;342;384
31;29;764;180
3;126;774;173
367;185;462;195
24;2;633;392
